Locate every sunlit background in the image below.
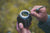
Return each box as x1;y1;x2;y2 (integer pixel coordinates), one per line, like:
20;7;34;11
0;0;50;33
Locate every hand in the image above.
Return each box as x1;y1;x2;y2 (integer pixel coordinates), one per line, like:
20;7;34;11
16;22;31;33
31;5;48;22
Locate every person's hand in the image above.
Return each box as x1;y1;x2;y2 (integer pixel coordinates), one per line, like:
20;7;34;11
16;22;31;33
31;5;48;22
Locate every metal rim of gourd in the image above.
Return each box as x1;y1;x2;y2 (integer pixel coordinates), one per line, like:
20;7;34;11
19;10;30;19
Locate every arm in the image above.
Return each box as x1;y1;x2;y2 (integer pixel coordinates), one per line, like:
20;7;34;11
38;15;50;32
30;5;50;33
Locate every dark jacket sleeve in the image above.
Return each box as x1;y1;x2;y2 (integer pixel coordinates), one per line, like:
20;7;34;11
38;15;50;33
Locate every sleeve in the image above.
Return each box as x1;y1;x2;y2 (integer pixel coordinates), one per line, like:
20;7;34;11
38;15;50;33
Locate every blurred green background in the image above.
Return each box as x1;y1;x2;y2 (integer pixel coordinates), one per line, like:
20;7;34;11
0;0;50;33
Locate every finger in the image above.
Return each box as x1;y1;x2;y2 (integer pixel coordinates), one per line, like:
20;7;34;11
19;23;24;29
31;11;41;18
30;8;36;12
31;6;41;11
31;6;44;12
16;22;20;32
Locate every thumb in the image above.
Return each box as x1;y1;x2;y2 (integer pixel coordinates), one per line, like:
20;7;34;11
19;23;24;29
